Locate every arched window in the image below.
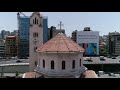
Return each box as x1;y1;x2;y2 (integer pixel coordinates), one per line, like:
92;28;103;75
37;33;38;37
37;19;38;24
62;61;65;70
33;33;35;37
34;47;37;52
51;60;54;69
35;61;37;66
72;60;75;69
33;19;34;24
35;17;36;24
43;60;45;68
39;59;40;66
35;32;36;37
80;59;81;67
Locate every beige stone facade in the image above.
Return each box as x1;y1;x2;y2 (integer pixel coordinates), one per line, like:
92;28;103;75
29;12;43;71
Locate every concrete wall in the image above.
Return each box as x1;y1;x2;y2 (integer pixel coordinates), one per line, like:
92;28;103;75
37;52;83;75
0;65;29;73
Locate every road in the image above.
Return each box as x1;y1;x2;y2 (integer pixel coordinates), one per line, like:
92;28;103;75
0;59;29;65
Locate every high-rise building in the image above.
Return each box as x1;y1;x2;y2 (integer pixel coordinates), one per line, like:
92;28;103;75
76;27;99;56
49;26;65;40
0;39;5;57
0;34;2;39
29;12;43;71
5;36;17;58
18;16;30;59
43;17;48;44
11;30;18;36
71;30;77;42
1;30;10;39
1;30;6;39
107;32;120;56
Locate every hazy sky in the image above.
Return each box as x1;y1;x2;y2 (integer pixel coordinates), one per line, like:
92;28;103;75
0;12;120;36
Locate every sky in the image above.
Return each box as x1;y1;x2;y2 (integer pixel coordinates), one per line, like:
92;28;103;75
0;12;120;36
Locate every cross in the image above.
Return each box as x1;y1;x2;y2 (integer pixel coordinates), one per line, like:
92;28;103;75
58;21;64;30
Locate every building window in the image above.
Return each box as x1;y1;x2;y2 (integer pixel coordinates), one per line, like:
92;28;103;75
80;59;81;67
37;19;38;24
33;32;38;38
62;61;65;70
35;17;36;24
34;47;37;52
43;60;45;68
37;33;38;37
72;60;75;69
39;59;40;66
34;33;36;37
33;19;34;24
35;61;37;66
33;33;35;37
51;60;54;69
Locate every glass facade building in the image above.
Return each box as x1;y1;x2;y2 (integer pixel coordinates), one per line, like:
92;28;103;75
18;16;48;58
18;16;30;59
43;17;48;44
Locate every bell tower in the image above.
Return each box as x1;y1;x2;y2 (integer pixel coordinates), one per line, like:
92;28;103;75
29;12;43;71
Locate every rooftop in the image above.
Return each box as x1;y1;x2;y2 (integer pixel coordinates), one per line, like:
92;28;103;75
81;70;98;78
37;33;84;53
83;57;120;64
6;36;16;38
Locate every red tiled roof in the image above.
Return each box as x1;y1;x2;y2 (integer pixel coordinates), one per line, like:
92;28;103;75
82;70;98;78
37;33;84;53
23;72;36;78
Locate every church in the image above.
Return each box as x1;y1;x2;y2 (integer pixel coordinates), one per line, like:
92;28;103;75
23;12;97;78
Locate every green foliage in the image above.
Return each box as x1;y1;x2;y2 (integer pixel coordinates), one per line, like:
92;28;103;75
1;72;4;77
99;45;107;56
15;71;19;76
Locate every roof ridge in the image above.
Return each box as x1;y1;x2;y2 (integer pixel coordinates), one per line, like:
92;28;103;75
69;38;80;51
62;35;70;52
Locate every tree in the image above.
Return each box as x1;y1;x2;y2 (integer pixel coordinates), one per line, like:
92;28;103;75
15;71;19;77
1;67;4;77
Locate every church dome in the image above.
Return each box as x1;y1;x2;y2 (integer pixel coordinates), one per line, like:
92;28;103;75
37;33;84;53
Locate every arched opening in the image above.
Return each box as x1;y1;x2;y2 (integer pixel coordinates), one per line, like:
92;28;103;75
43;60;45;68
34;47;37;52
80;59;81;67
33;19;34;24
39;59;40;66
62;61;65;70
37;19;38;24
51;60;54;69
35;17;36;24
36;33;38;37
35;61;37;66
33;33;35;37
35;32;36;37
72;60;75;69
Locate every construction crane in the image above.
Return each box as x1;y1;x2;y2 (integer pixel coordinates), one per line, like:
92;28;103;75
17;12;28;18
17;12;29;59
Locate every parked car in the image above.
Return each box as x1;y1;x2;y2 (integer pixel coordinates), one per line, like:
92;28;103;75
16;60;22;63
107;56;111;58
100;56;105;60
111;57;116;59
